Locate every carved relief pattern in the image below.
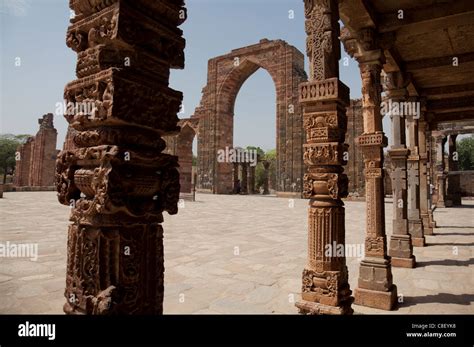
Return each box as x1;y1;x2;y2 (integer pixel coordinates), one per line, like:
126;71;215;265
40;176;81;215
56;0;185;315
304;0;339;80
300;78;350;103
303;143;348;166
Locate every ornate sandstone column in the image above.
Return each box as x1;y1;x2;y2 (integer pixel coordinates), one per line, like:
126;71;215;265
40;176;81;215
446;134;461;206
296;0;353;315
56;0;185;314
406;109;425;247
418;110;433;235
384;72;415;268
353;28;397;310
433;133;447;208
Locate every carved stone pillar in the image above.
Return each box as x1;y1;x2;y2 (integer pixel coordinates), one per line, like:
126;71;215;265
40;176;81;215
295;0;353;315
426;129;436;229
262;161;270;195
352;28;397;311
384;71;415;268
233;162;239;193
241;163;248;194
248;164;256;194
406;110;425;247
56;0;185;314
418;111;433;235
433;134;447;208
446;134;461;207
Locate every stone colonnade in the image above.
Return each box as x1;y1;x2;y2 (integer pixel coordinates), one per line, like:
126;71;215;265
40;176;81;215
232;162;258;194
297;0;457;314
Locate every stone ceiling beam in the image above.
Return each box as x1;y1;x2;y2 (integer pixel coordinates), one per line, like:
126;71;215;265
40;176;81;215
427;97;474;113
405;52;474;71
378;2;474;33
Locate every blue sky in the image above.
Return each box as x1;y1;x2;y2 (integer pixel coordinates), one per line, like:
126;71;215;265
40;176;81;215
1;0;374;152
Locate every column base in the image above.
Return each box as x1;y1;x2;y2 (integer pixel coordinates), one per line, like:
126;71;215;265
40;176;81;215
421;215;433;235
412;237;425;247
391;256;416;268
424;225;433;235
409;220;425;247
354;285;397;311
389;233;415;262
295;300;354;315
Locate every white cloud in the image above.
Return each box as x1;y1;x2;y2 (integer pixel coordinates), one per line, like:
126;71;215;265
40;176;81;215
0;0;31;17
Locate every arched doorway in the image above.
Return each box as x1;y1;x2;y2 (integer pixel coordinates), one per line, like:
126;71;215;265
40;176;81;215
192;39;307;196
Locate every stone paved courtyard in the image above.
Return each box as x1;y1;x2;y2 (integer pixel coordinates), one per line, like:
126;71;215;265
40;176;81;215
0;192;473;314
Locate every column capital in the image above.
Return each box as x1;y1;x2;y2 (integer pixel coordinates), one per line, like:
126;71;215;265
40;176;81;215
341;26;385;66
383;71;411;97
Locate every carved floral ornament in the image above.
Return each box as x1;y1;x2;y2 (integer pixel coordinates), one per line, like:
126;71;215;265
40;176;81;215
303;143;348;166
303;172;348;199
56;145;180;225
302;269;338;298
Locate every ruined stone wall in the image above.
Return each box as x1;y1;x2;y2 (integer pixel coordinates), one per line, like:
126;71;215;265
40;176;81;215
14;137;33;187
14;113;58;187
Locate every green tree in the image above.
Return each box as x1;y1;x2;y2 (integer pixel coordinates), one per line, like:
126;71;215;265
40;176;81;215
457;135;474;171
264;149;277;191
0;134;31;184
254;148;276;192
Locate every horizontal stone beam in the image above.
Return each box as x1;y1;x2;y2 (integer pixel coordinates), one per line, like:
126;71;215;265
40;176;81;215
405;52;474;71
378;2;474;33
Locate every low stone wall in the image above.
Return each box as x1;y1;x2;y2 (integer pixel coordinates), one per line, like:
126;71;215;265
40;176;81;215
460;172;474;196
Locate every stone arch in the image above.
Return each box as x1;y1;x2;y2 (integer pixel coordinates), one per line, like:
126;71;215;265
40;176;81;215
164;117;199;199
192;39;308;195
